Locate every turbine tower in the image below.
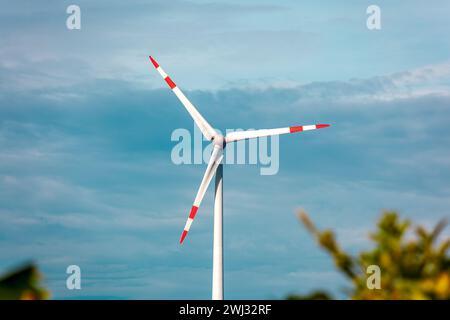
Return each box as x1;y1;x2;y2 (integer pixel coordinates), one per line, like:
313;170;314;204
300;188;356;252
148;56;330;300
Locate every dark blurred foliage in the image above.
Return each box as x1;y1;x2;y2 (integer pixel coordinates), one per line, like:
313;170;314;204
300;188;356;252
0;263;50;300
288;211;449;300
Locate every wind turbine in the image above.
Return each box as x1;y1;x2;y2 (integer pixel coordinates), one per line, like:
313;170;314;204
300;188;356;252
148;56;330;300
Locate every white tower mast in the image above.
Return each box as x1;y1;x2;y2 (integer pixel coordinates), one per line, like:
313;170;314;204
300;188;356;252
212;164;224;300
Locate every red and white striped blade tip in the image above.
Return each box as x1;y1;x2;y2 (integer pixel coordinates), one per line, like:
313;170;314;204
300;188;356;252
290;123;331;133
179;206;198;245
149;56;159;68
180;230;188;244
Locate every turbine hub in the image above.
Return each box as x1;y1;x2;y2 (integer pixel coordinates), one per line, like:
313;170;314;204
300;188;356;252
213;135;225;148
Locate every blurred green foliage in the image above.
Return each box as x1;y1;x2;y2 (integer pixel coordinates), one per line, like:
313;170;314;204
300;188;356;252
0;263;50;300
288;211;450;300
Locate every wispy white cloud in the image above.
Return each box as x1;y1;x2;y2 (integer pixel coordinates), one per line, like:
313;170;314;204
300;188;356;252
389;61;450;86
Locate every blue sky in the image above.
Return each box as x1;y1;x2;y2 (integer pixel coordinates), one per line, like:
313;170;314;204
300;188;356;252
0;0;449;299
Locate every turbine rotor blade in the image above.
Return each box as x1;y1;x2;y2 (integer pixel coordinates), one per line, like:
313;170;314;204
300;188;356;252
149;56;217;141
180;145;224;244
225;124;330;143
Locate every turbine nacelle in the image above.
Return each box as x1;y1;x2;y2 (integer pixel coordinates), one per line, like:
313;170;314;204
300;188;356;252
212;135;226;149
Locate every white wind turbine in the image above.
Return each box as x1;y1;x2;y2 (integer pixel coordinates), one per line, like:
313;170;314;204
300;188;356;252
148;56;330;300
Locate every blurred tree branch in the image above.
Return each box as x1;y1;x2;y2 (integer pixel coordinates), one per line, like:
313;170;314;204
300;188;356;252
0;263;50;300
288;211;449;300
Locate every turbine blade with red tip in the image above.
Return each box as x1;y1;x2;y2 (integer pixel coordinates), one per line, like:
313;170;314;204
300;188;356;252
148;56;217;141
180;145;223;244
225;124;330;143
